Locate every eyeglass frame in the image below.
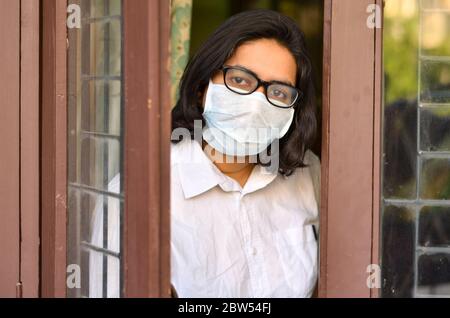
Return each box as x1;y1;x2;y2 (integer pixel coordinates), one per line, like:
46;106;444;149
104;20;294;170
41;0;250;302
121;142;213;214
219;65;302;109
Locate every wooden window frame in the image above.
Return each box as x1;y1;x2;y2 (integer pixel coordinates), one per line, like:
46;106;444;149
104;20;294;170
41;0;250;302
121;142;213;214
319;0;383;298
35;0;385;299
41;0;68;298
40;0;172;297
122;0;172;297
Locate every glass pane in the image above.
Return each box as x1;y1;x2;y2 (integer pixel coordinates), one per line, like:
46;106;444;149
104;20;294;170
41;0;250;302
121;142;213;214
88;251;121;298
420;107;450;151
83;20;121;77
80;80;122;135
420;59;450;104
90;0;122;18
383;99;418;199
419;206;450;247
417;253;450;296
382;0;450;298
420;11;450;57
69;136;122;193
77;249;121;298
381;205;416;298
67;0;123;298
68;188;121;252
421;0;450;9
420;158;450;199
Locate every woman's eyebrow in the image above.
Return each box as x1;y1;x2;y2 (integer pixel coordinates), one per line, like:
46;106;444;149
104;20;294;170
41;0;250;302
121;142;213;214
272;79;296;87
234;64;295;87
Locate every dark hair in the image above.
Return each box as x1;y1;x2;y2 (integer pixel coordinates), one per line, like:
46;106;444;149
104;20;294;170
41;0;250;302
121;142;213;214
171;9;317;176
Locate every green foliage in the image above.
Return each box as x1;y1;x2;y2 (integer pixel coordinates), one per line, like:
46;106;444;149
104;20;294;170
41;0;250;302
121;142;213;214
384;14;420;105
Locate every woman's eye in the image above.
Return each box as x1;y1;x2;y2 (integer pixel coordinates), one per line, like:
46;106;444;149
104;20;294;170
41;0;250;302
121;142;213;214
272;89;287;98
231;77;246;85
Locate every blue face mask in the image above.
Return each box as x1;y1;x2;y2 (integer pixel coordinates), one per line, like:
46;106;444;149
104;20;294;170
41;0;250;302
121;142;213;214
202;79;295;157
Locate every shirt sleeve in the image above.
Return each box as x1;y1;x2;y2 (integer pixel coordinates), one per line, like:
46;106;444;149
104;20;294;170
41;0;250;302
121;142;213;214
303;150;321;233
304;150;321;282
304;150;321;210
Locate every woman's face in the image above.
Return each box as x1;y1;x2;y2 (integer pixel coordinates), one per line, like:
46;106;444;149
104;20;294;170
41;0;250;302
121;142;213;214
202;38;298;106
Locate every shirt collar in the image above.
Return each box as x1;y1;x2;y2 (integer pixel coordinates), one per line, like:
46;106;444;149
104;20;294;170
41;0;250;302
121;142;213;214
174;139;278;199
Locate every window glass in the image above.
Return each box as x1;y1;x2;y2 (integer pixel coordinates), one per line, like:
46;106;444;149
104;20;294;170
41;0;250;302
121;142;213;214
67;0;123;298
382;0;450;297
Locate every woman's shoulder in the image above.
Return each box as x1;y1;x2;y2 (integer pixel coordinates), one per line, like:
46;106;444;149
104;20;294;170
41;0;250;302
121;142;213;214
303;149;320;168
282;149;320;185
170;138;192;165
289;149;321;205
303;149;321;205
170;138;204;166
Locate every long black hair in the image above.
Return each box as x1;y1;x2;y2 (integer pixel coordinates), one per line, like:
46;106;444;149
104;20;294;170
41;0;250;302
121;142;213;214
171;9;317;176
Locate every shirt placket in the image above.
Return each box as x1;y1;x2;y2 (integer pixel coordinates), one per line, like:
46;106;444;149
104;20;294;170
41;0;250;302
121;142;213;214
238;193;269;297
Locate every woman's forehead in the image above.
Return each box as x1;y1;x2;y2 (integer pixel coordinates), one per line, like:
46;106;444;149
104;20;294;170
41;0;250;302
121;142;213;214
225;39;297;85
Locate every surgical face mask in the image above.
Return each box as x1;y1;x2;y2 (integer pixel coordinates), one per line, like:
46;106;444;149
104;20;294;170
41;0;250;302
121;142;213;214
202;79;295;157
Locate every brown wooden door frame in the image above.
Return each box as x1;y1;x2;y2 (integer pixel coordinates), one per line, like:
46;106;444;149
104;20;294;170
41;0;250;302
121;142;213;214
0;0;21;298
20;0;41;298
123;0;172;298
121;0;383;298
319;0;383;298
371;0;383;299
0;0;40;298
41;0;68;298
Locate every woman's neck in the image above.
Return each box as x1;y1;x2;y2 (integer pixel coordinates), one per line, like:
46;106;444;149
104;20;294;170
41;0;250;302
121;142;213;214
202;141;255;188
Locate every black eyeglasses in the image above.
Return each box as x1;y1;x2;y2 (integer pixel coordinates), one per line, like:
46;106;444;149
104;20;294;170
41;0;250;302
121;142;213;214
220;65;301;108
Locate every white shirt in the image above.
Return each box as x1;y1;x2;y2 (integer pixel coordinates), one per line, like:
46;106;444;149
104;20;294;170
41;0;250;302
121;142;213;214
171;138;321;298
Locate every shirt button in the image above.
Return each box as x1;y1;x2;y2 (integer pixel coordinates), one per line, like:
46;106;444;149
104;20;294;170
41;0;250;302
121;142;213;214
252;247;257;256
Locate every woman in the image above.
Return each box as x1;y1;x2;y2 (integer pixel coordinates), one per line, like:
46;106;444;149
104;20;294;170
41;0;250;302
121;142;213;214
170;9;320;298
